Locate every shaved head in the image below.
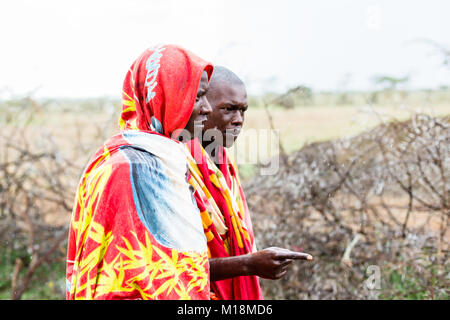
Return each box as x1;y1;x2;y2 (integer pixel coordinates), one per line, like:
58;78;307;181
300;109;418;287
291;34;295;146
203;66;248;150
210;65;244;87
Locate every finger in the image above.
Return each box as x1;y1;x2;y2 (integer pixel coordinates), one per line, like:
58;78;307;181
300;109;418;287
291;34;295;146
278;259;293;267
274;270;287;279
275;251;313;261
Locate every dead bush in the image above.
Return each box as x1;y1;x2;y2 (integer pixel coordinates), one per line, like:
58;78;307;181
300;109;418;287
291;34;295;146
245;113;449;299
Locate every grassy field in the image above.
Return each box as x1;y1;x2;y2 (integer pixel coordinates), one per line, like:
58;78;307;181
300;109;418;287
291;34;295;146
232;96;449;179
5;89;449;155
240;103;450;154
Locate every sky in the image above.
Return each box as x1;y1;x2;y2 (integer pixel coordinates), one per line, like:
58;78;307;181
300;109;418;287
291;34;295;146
0;0;449;99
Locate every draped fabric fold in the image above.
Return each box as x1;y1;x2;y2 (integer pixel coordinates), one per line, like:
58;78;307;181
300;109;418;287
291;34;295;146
66;45;213;300
185;139;263;300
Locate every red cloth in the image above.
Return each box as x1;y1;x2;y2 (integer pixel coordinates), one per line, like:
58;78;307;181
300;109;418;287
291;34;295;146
186;139;263;300
66;45;214;299
119;44;213;135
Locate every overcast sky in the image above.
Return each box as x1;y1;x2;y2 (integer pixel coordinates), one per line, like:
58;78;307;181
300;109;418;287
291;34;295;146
0;0;449;98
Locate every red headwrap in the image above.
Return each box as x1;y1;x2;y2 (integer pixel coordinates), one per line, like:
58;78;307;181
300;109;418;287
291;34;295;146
119;44;213;137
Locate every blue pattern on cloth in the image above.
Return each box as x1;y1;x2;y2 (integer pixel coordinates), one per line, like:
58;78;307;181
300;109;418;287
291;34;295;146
151;116;163;134
119;131;207;253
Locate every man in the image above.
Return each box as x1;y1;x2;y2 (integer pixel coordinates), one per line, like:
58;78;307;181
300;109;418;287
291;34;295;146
66;44;214;300
185;66;313;300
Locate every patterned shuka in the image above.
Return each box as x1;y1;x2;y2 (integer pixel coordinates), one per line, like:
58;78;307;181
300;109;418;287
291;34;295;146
66;45;213;300
185;139;263;300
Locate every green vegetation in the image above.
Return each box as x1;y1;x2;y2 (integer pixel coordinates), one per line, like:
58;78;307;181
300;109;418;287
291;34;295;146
0;247;66;300
380;264;449;300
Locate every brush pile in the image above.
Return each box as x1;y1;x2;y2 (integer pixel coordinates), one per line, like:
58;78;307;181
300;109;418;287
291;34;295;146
245;113;449;299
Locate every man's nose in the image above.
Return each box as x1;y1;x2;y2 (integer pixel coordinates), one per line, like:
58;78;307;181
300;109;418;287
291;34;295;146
232;111;243;126
200;97;212;115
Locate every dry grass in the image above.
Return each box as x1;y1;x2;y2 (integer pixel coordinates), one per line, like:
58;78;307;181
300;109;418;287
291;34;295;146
240;104;450;154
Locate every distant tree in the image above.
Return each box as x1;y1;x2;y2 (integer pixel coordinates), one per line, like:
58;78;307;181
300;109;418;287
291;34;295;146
337;73;352;105
270;85;313;109
371;75;410;91
370;75;410;104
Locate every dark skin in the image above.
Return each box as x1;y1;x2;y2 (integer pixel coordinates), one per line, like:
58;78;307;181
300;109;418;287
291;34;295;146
202;80;247;152
183;71;212;139
202;77;313;281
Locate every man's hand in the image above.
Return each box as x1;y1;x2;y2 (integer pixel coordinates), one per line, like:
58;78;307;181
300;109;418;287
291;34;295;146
247;247;313;280
209;247;313;282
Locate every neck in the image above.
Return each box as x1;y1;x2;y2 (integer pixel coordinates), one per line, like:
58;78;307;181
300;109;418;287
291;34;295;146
202;139;222;167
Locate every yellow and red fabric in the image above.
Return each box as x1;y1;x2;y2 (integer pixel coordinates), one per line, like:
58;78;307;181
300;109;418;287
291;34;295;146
66;45;213;300
185;139;263;300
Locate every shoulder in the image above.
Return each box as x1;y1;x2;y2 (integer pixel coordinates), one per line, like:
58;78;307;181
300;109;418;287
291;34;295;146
115;145;159;166
84;146;162;188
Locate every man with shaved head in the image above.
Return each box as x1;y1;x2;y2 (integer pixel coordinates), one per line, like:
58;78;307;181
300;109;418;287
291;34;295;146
185;66;313;300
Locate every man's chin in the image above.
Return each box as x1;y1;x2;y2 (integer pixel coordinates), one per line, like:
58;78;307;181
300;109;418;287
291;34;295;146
224;136;237;148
